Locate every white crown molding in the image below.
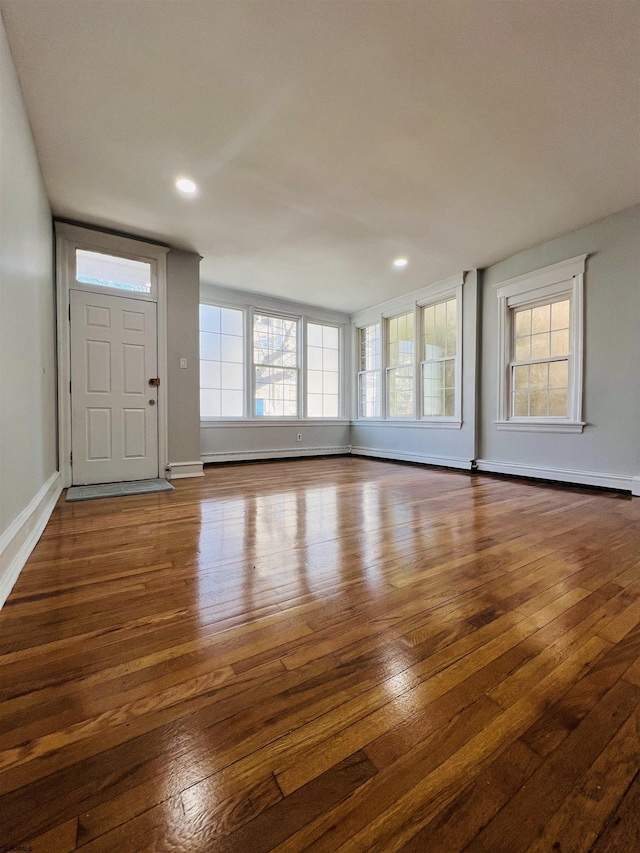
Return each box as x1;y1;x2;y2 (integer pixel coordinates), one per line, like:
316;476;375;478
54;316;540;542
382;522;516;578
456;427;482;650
0;472;62;610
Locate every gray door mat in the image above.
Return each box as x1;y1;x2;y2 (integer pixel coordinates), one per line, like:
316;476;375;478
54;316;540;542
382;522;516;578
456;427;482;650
66;478;174;502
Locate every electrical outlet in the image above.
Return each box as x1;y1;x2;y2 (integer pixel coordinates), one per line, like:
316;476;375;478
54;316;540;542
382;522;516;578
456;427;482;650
297;433;302;441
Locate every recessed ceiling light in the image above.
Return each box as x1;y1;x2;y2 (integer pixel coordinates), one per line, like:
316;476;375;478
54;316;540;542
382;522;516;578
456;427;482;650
393;257;408;268
175;177;197;195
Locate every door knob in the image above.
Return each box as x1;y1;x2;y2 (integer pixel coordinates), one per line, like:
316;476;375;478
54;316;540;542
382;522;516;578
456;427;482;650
149;399;156;406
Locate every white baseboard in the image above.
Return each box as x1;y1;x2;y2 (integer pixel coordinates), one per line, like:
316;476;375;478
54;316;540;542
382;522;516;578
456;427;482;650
632;477;640;497
476;459;633;492
350;445;472;471
202;446;350;464
166;461;205;480
0;471;62;610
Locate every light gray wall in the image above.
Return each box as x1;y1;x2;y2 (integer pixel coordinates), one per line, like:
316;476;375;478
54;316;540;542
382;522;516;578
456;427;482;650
0;15;56;536
480;205;640;481
351;270;480;469
167;249;201;465
201;423;351;462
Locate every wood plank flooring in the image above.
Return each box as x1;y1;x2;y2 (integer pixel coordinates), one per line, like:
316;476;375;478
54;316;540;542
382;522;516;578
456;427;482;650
1;457;639;852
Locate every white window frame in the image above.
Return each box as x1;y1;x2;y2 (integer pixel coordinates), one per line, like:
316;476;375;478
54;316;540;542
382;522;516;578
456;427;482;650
417;283;463;425
385;309;416;420
199;290;349;425
305;319;343;419
199;302;246;421
252;309;301;419
494;255;587;433
357;321;382;419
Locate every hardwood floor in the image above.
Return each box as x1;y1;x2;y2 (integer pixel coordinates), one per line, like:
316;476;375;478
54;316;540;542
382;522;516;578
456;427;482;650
1;457;639;852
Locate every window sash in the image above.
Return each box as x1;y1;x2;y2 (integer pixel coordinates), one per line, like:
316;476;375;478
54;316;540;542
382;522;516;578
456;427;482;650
359;323;381;372
200;304;245;418
253;312;300;417
417;294;461;421
508;296;572;420
385;312;414;418
421;355;455;418
358;369;381;418
306;321;341;418
386;365;414;418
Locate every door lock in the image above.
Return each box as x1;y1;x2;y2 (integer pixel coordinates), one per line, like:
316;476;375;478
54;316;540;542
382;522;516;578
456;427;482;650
148;399;156;406
148;377;160;386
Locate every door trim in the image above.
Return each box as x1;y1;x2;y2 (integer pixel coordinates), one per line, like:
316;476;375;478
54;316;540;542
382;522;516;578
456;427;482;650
56;222;170;488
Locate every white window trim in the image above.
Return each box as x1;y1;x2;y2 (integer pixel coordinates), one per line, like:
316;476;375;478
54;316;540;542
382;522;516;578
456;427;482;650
252;308;301;419
385;309;416;420
199;301;247;420
356;321;382;419
351;273;466;427
305;319;344;420
199;296;349;422
494;254;587;433
417;283;463;426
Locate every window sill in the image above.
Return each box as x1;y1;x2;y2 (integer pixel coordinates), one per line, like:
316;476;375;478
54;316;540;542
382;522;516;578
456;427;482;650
352;419;462;430
494;419;585;434
200;418;350;428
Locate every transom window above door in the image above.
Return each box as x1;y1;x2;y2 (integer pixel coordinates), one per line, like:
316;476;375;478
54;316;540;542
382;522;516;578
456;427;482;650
75;249;152;294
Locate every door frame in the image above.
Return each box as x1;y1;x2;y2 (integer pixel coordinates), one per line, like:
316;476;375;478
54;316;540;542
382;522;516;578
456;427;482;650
55;222;169;488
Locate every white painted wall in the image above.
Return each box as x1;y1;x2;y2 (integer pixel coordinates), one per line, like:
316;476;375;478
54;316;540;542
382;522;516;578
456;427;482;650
479;205;640;490
350;270;479;470
0;15;57;537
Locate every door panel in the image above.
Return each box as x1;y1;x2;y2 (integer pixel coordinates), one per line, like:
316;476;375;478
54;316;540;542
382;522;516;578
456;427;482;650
71;290;158;484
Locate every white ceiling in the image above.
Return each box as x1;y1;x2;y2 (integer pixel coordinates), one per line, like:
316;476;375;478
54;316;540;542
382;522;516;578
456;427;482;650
2;0;639;313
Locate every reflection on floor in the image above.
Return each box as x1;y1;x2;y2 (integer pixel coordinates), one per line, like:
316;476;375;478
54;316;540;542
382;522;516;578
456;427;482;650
1;457;639;852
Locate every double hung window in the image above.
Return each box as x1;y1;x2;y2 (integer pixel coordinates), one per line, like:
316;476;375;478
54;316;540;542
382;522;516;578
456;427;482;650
495;255;586;432
253;313;299;417
358;323;381;418
200;303;343;419
422;297;457;418
386;312;414;418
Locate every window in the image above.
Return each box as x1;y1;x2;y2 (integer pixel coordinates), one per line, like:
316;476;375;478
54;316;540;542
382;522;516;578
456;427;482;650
495;255;586;432
200;305;244;417
511;300;570;417
253;313;299;417
422;297;457;417
307;323;340;417
75;249;152;294
386;312;414;417
358;323;381;418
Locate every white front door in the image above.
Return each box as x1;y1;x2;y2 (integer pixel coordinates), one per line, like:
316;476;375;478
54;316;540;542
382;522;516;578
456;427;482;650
70;289;159;485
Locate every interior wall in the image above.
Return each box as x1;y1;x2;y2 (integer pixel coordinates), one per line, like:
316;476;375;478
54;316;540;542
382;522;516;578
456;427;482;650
0;13;57;537
479;204;640;489
350;270;479;470
167;249;202;470
199;282;352;463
